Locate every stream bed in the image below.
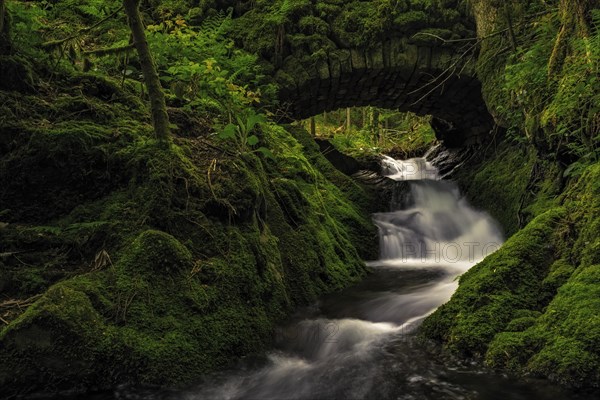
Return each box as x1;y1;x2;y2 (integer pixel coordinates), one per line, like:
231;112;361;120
67;156;587;400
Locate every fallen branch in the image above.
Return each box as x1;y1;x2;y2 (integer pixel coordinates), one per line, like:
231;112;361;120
42;6;124;49
0;294;42;310
411;9;557;45
408;40;480;105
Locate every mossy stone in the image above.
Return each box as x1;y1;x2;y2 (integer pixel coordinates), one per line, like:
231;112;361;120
121;230;193;275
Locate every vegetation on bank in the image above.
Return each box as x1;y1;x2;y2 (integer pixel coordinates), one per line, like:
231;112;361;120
301;107;435;158
0;0;378;395
0;0;598;395
422;0;600;390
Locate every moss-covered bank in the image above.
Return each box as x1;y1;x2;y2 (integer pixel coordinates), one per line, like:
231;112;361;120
0;64;377;396
421;0;600;390
422;161;600;388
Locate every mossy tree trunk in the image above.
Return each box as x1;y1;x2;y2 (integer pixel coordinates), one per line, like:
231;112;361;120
123;0;170;142
548;0;592;77
0;0;11;55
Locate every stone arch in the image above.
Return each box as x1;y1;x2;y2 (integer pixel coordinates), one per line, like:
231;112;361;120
274;39;492;147
230;1;494;147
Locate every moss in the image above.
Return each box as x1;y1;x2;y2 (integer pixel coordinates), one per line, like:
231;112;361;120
0;87;376;396
0;55;35;91
424;160;600;388
453;142;534;236
540;259;576;303
0;93;142;223
505;316;538;332
231;0;474;62
421;207;566;355
121;230;193;275
394;11;428;33
487;261;600;387
284;125;378;260
299;15;330;35
528;336;600;387
0;280;108;394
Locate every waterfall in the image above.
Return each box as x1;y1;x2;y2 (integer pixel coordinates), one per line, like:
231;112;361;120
167;154;509;400
372;156;504;268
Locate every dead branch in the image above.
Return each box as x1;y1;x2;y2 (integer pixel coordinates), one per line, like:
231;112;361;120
0;294;42;310
42;6;124;49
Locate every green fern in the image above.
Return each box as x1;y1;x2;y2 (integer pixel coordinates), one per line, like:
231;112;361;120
200;9;233;41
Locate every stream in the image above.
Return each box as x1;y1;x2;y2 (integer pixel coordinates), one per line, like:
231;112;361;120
78;156;583;400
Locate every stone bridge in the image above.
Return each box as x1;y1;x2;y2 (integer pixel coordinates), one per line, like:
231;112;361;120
229;0;493;147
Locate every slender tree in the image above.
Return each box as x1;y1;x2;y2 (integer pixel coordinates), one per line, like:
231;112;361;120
346;107;351;132
123;0;170;142
310;116;316;137
0;0;5;34
0;0;10;55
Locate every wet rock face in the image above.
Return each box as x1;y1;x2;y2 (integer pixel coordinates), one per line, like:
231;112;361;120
353;170;411;212
315;139;361;176
425;142;481;179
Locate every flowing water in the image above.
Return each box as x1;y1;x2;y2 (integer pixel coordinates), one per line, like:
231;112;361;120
77;156;585;400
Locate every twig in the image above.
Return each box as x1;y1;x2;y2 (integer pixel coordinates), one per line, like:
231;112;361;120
0;294;42;310
409;41;480;105
411;9;557;45
42;6;124;48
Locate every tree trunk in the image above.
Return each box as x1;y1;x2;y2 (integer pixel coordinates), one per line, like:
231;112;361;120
346;107;351;132
310;116;316;137
123;0;170;142
549;0;592;76
370;108;380;144
503;3;517;51
0;0;5;34
0;0;10;55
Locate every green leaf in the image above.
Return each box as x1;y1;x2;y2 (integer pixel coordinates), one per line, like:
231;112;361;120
247;135;259;146
218;124;238;140
246;113;266;133
235;115;245;131
255;146;275;159
563;162;584;178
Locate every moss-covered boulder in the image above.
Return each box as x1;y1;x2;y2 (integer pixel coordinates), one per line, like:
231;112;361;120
422;162;600;388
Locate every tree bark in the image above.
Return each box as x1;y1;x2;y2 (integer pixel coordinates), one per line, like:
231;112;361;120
346;107;351;132
0;0;10;55
123;0;170;142
370;108;380;144
503;3;517;51
0;0;5;34
551;0;595;76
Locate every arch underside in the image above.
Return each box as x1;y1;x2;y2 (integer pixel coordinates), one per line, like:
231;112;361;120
276;43;494;147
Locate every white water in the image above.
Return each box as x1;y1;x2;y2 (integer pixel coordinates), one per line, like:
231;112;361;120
367;156;504;327
181;155;505;400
